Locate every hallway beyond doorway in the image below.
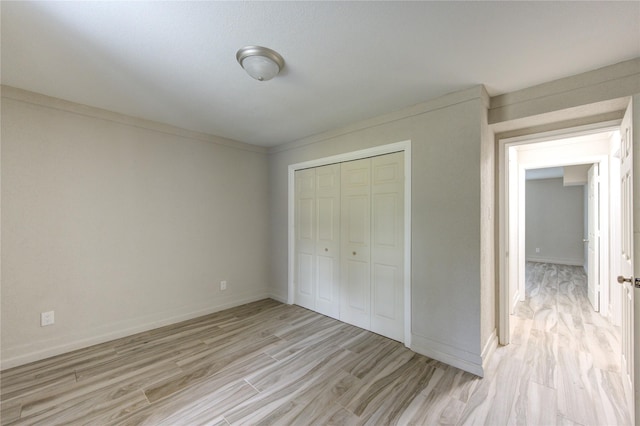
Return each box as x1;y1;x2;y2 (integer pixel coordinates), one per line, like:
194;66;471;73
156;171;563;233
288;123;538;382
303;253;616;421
507;262;629;424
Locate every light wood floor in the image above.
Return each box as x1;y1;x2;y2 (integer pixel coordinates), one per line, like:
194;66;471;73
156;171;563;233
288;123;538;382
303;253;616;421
0;262;631;425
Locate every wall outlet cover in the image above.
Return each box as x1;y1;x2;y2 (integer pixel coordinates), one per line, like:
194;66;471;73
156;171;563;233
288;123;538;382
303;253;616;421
41;311;55;327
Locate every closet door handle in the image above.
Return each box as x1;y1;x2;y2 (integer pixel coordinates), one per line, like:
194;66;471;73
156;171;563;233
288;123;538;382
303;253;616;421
352;251;357;256
618;276;632;284
324;248;328;252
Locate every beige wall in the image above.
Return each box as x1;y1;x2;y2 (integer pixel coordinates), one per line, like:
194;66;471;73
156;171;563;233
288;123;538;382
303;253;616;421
268;86;492;374
525;178;585;265
1;88;270;368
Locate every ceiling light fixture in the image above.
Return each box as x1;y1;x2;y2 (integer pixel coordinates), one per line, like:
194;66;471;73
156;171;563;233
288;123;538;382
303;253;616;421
236;46;285;82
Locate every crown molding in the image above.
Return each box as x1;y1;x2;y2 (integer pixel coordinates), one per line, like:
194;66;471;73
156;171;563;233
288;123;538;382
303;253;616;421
1;85;267;155
268;85;489;155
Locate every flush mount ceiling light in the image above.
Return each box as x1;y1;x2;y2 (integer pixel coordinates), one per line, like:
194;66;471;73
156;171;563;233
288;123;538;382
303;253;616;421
236;46;285;82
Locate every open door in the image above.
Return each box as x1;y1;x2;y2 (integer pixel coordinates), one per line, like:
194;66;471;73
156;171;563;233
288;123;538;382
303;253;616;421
618;100;634;417
587;163;600;311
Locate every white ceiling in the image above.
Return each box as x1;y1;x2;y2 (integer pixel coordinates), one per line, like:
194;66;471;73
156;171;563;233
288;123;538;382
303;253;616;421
2;1;639;147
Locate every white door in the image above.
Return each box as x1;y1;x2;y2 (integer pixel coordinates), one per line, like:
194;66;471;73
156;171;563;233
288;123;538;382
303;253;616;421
340;158;372;330
618;101;634;414
315;164;341;319
340;153;405;340
296;153;404;341
295;165;341;318
587;163;600;311
370;152;404;341
295;168;316;311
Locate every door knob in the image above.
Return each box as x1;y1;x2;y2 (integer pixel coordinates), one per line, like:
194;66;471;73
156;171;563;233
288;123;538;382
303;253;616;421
618;276;640;288
618;276;632;284
324;248;328;252
583;239;589;243
352;251;356;256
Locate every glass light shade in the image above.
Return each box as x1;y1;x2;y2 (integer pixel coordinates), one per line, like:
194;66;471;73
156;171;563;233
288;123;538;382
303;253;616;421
241;55;280;81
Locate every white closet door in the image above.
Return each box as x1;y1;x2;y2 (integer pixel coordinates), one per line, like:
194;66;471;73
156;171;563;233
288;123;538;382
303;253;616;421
370;152;404;340
315;164;341;319
296;152;405;342
340;158;372;330
295;168;316;310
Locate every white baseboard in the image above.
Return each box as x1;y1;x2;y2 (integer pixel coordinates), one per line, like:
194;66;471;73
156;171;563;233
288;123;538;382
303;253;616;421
526;256;583;266
410;333;484;377
481;329;498;373
268;293;288;304
1;291;270;370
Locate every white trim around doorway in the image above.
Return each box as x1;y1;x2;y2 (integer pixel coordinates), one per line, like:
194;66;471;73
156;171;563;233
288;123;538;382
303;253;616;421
287;140;412;347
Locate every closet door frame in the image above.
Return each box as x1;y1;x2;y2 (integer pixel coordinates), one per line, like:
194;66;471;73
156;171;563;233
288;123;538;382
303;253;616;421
287;140;412;347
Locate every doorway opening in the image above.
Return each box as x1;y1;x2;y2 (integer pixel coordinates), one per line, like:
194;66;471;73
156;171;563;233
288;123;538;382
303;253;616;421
499;122;622;344
497;115;634;421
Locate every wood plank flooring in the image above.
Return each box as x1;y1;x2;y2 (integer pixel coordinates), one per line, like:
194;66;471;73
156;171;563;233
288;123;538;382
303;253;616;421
0;262;631;425
508;262;631;425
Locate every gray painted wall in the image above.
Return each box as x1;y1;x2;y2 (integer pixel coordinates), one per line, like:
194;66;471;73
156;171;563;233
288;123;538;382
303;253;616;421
1;90;270;368
525;178;585;265
268;87;492;373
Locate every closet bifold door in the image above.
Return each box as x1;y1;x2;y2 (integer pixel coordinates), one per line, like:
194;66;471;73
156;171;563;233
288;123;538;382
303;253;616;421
370;152;404;341
314;164;341;319
340;158;372;330
296;152;404;341
340;152;404;341
294;164;341;319
295;168;316;311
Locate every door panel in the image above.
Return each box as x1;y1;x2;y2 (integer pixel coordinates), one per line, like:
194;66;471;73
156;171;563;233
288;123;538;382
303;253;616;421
372;263;397;320
317;198;336;241
374;161;401;183
619;101;634;413
346;197;370;245
295;169;316;310
298;253;314;296
373;194;397;247
587;163;600;311
341;158;372;328
315;164;341;319
298;198;314;240
317;255;334;301
343;259;371;328
346;167;369;187
370;152;404;341
317;167;338;190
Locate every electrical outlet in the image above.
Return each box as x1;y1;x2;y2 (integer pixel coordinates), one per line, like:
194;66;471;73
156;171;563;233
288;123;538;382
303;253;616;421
535;248;540;253
41;311;55;327
220;280;227;291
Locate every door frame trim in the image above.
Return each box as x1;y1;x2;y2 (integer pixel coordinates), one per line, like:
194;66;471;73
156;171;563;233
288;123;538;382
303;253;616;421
287;140;412;347
498;121;621;345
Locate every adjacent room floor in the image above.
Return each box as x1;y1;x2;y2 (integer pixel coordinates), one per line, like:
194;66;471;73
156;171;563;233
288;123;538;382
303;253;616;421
504;262;631;425
0;262;630;425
